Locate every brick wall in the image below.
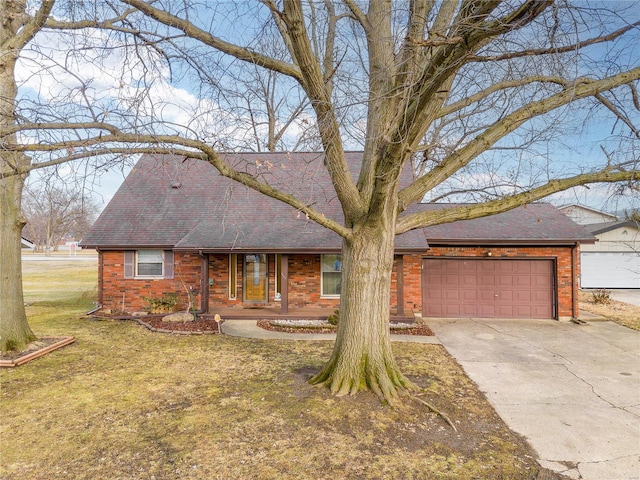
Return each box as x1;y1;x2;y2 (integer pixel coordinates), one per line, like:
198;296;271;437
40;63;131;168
98;246;578;318
100;250;202;313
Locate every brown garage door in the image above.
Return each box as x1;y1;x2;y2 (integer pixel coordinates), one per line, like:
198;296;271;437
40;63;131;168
422;258;554;319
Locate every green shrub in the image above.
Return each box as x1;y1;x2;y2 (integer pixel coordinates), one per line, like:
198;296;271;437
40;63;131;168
327;309;340;326
143;293;179;313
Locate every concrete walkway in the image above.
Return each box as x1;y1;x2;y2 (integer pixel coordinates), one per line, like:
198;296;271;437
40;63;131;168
221;319;440;344
426;318;640;480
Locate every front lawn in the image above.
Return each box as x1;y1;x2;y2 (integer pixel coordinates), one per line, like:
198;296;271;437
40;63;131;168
0;259;564;479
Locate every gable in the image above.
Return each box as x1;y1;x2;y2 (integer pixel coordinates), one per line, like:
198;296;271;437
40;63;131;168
560;205;618;225
82;152;427;251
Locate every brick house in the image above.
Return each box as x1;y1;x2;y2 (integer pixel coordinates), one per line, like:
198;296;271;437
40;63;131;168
81;152;594;320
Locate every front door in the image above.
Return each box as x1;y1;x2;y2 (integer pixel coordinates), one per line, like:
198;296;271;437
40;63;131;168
244;254;268;302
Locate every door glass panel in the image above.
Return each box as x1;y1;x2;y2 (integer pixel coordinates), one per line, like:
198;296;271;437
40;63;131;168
244;254;268;302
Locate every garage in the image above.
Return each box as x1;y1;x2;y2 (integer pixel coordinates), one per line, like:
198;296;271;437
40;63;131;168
581;252;640;289
422;258;555;319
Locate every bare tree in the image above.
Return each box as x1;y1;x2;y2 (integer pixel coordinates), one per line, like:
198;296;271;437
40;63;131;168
2;1;639;404
22;174;98;254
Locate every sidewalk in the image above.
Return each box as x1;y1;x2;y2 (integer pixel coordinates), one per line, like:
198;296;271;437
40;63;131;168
221;319;440;344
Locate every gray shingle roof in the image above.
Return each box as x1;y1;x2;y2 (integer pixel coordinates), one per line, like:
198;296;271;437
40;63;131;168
81;152;594;250
81;152;427;251
418;203;596;244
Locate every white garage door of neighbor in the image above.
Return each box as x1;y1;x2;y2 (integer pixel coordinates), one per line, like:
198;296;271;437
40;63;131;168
581;252;640;289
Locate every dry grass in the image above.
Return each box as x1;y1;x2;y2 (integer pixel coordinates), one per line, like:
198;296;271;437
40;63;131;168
579;291;640;331
0;260;564;479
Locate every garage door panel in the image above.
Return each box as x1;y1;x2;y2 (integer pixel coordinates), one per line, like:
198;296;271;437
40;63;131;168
423;259;554;319
443;290;460;301
461;289;477;301
514;276;533;287
581;252;640;289
497;291;514;302
496;276;514;287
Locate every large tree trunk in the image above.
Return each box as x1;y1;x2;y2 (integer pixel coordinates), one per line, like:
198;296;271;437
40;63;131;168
310;219;413;404
0;171;36;353
0;0;37;353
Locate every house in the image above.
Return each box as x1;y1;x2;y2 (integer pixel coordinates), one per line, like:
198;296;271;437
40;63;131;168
81;152;595;320
21;237;35;249
560;205;639;288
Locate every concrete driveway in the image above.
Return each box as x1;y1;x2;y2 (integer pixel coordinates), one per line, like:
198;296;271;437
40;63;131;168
609;290;640;307
427;318;640;480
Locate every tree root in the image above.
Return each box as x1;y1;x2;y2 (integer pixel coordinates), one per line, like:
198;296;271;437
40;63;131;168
410;394;458;432
310;361;415;406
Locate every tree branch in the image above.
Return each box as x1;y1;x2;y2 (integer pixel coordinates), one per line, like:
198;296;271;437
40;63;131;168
398;66;640;207
2;0;54;52
282;0;363;219
396;169;639;234
4;125;351;238
470;21;640;62
120;0;303;81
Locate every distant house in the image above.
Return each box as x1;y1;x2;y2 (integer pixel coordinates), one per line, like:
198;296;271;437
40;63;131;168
21;237;34;249
81;153;594;320
560;205;639;289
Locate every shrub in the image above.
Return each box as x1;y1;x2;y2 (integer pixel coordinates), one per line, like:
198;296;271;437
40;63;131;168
143;293;179;313
591;289;612;305
327;309;340;326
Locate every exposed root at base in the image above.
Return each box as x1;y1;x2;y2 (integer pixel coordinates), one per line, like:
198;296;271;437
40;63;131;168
310;369;416;406
410;394;458;432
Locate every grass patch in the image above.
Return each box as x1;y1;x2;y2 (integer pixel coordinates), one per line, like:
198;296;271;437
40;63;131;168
579;291;640;331
1;259;563;479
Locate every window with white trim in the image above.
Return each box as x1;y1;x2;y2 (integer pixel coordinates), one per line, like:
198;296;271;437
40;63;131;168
321;254;342;297
136;250;164;277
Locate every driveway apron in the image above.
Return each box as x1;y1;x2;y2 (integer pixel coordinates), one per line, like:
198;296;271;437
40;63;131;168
427;318;640;480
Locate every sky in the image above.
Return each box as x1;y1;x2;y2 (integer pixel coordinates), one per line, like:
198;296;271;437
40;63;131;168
17;2;640;217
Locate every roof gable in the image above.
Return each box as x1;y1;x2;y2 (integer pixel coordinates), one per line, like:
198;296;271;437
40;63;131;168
559;204;619;225
82;152;426;251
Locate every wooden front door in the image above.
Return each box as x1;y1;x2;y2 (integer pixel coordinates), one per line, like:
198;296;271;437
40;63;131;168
244;254;268;302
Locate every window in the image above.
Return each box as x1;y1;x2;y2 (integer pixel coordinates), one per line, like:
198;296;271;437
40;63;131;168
124;250;173;279
136;250;164;277
321;254;342;297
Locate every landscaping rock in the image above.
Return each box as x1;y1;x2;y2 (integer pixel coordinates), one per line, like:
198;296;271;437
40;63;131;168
162;312;195;323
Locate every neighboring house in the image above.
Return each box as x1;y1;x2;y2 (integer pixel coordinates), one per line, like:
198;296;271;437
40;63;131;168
560;205;640;289
81;153;594;320
21;237;34;249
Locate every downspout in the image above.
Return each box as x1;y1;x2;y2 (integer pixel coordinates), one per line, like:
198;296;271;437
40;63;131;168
198;251;209;314
572;243;579;319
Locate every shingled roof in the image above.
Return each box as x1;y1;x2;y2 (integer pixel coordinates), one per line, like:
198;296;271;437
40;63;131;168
82;152;594;250
418;203;596;245
81;152;427;252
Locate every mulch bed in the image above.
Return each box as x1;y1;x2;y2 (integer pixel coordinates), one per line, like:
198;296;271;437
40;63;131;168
132;316;434;336
135;316;223;334
257;319;434;336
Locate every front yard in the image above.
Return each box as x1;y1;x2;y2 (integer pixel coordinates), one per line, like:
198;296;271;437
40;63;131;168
0;259;577;479
7;261;639;479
